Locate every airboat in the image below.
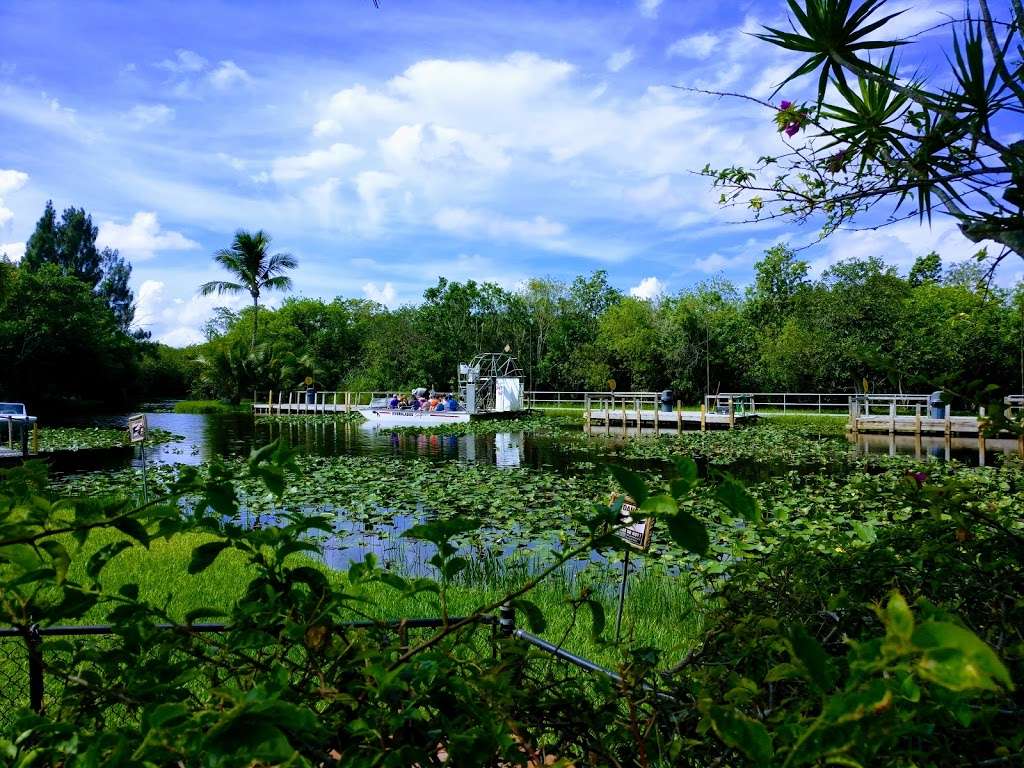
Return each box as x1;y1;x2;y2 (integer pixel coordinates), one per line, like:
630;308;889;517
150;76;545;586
359;352;525;428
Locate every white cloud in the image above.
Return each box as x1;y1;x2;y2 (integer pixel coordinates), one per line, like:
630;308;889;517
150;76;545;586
606;48;634;73
667;32;719;59
362;281;398;307
133;279;167;328
97;211;200;260
695;251;750;273
271;143;364;182
434;207;566;243
134;277;251;344
379;123;510;173
629;276;666;300
638;0;663;18
355;170;401;230
208;60;252;90
0;168;29;228
125;103;174;128
157;49;207;73
1;242;25;262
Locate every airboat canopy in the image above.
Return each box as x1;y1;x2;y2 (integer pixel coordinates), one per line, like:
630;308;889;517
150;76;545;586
458;352;525;415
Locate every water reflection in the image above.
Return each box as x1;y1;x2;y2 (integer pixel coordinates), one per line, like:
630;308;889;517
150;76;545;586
850;432;1021;466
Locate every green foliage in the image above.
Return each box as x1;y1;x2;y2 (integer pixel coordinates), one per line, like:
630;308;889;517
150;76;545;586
705;0;1024;266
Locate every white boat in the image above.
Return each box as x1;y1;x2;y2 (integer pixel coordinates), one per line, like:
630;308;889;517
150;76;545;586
359;407;470;427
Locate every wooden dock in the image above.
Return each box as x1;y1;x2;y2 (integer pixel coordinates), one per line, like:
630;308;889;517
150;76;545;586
852;414;983;435
584;408;755;436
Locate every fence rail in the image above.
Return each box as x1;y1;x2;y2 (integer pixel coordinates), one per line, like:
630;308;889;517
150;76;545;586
0;607;639;723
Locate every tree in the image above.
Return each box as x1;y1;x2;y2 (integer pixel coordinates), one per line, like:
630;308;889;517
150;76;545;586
908;251;942;286
199;230;297;349
702;0;1024;272
21;201;137;330
747;244;809;328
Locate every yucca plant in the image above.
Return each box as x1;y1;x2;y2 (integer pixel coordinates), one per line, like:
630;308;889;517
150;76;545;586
701;0;1024;272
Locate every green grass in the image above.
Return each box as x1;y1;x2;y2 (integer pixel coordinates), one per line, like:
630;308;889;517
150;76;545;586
60;522;702;669
172;400;251;414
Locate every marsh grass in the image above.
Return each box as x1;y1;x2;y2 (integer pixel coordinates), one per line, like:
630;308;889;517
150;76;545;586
172;400;250;414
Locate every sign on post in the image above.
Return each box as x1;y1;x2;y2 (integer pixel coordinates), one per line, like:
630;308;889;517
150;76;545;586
128;414;148;443
610;494;654;643
613;494;654;552
128;414;149;502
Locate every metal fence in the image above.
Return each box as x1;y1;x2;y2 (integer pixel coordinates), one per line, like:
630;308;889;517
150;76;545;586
0;608;632;728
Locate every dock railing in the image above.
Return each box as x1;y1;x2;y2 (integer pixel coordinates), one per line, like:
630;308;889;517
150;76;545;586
526;390;660;410
253;390;393;414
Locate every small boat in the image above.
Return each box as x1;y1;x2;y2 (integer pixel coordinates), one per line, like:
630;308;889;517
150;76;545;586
359;407;470;427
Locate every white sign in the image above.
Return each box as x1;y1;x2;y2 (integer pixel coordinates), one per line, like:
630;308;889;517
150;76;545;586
128;414;148;444
612;495;654;552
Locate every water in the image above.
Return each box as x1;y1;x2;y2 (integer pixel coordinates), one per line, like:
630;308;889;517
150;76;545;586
70;409;590;472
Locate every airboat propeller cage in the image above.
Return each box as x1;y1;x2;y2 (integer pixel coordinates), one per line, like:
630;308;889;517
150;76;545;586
458;352;524;414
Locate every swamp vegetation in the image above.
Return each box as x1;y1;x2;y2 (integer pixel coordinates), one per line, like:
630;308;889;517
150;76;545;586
1;413;1020;765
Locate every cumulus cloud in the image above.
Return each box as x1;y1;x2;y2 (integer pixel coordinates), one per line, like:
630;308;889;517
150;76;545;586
362;281;398;307
134;278;251;344
667;32;719;59
629;276;666;300
0;168;29;228
1;242;25;262
157;49;207;73
208;60;252;90
97;211;200;260
606;48;634;72
638;0;663;18
271;143;364;182
355;170;402;230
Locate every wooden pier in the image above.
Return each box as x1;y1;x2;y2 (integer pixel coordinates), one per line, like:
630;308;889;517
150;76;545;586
584;394;754;436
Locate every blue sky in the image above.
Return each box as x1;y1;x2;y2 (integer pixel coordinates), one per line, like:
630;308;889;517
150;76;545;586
1;0;1019;344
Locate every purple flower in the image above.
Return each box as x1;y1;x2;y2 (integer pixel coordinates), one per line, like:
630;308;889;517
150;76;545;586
780;100;792;110
784;122;800;137
911;471;928;487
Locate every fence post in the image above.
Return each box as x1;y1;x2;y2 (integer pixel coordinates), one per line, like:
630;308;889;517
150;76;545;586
783;393;787;414
676;400;682;435
585;395;591;434
21;424;29;458
889;401;896;434
499;602;516;638
700;401;706;432
634;398;641;437
944;404;951;436
728;397;735;429
25;624;43;715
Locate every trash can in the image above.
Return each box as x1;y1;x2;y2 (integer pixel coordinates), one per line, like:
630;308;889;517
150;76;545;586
305;386;315;405
928;391;945;419
659;389;674;413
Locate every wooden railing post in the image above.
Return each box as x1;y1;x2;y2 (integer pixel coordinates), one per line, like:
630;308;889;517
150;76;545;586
944;404;951;436
700;401;706;432
728;397;735;429
676;399;682;435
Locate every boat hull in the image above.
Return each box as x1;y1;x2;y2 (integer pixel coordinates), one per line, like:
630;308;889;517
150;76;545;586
359;409;471;427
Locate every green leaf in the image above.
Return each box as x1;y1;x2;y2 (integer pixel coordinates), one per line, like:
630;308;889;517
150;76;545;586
638;494;677;517
913;621;1013;691
789;624;835;692
671;457;699;497
585;598;605;639
511;598;547;633
666;512;709;556
609;465;648;504
706;705;773;764
884;591;914;643
38;540;69;584
715;476;760;522
113;517;150;547
764;662;800;682
85;540;132;578
118;583;139;600
188;541;231;574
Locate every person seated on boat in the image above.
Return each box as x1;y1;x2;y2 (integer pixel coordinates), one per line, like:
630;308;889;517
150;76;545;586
388;393;399;409
445;394;460;411
410;395;420;411
398;395;409;409
426;394;439;411
434;398;446;412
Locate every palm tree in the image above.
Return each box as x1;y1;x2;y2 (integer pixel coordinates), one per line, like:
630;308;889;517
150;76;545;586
199;230;297;348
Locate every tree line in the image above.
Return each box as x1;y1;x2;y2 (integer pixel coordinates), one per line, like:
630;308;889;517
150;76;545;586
174;245;1024;404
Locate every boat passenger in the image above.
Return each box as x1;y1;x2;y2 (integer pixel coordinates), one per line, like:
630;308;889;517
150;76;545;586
410;396;420;411
388;394;399;409
434;399;445;412
445;394;459;411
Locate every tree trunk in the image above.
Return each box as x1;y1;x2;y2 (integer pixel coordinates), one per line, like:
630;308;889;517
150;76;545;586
252;293;259;349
